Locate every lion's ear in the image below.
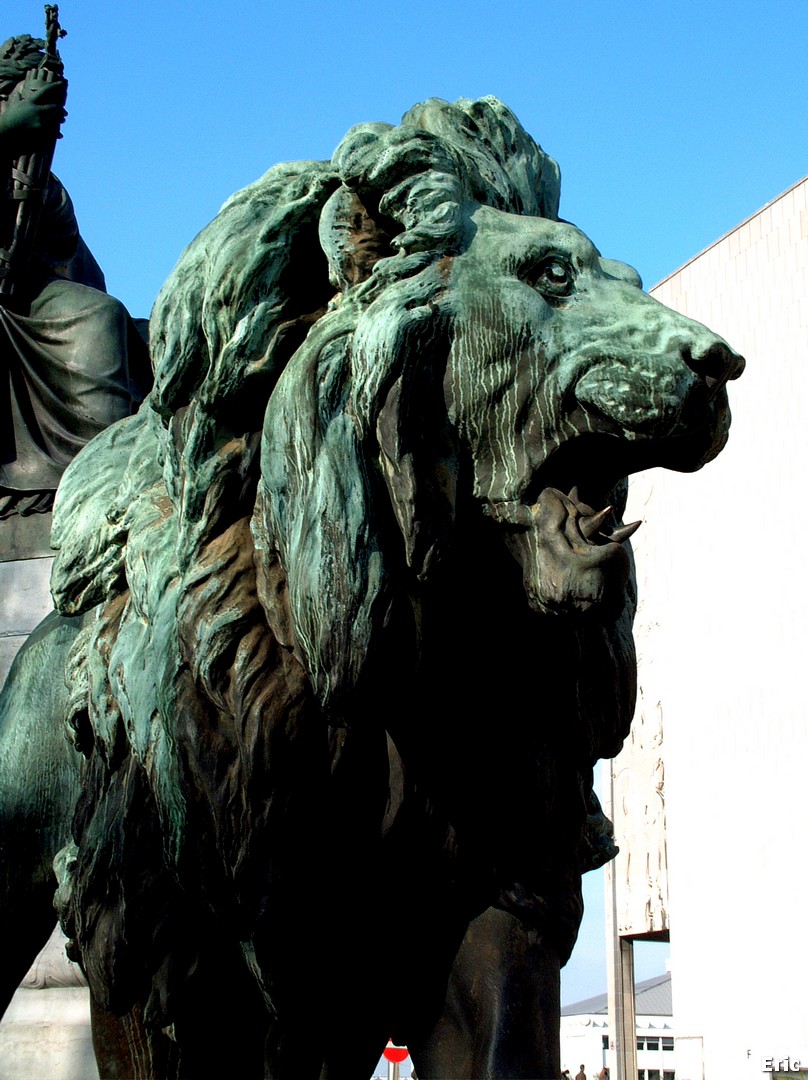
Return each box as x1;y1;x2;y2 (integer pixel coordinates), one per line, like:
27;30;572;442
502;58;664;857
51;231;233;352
319;186;396;290
375;363;458;583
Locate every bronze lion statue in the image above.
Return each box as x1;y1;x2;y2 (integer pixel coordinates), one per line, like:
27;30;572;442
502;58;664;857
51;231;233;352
0;97;743;1078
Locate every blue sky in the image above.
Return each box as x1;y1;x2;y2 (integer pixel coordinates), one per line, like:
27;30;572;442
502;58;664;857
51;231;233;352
5;0;804;1005
7;0;806;319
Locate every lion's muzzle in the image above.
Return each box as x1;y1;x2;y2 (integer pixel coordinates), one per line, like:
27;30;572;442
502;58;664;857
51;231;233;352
572;290;744;450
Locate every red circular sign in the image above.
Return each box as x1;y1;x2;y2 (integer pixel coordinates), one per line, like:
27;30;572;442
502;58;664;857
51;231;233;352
383;1040;409;1064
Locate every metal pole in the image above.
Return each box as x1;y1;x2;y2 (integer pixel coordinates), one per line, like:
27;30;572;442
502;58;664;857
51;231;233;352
387;1059;399;1080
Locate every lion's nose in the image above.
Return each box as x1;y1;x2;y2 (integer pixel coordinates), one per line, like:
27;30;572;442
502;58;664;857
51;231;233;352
682;338;745;396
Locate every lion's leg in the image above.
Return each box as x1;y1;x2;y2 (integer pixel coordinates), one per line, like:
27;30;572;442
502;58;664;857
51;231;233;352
0;891;59;1018
90;999;180;1080
260;1014;385;1080
315;1010;390;1080
409;907;561;1080
91;993;269;1079
0;611;84;1017
87;940;271;1079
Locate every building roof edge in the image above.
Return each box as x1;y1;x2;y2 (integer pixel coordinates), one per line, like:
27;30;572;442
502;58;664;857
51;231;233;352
561;972;672;1017
651;174;808;291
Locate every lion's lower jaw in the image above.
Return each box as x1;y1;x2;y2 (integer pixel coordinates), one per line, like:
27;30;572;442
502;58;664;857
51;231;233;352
492;487;636;618
509;531;632;618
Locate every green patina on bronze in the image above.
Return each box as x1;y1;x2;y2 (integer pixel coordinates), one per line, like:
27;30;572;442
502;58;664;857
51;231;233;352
0;97;743;1078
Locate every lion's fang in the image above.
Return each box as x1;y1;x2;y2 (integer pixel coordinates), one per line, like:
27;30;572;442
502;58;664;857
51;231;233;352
605;520;642;544
579;506;613;538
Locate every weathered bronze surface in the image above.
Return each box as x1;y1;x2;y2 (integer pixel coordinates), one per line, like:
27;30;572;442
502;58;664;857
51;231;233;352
0;26;148;541
0;95;743;1078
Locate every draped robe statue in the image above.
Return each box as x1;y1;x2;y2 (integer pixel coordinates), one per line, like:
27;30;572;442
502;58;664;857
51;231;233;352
0;33;148;520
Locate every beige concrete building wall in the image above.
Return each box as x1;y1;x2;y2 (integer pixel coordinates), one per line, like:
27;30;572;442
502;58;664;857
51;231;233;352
623;177;808;1079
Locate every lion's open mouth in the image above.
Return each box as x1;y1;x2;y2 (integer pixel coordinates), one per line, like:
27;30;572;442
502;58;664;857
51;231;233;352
484;430;700;617
484;419;730;617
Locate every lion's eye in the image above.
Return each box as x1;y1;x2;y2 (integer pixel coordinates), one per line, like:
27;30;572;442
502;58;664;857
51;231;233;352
536;258;574;297
520;256;575;299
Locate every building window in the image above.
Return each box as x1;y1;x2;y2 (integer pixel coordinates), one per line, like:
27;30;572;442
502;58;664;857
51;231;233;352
648;1071;661;1080
638;1036;665;1051
602;1035;609;1050
663;1071;676;1080
662;1037;674;1051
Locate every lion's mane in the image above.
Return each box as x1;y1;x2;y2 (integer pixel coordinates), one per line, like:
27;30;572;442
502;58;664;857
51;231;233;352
52;92;563;770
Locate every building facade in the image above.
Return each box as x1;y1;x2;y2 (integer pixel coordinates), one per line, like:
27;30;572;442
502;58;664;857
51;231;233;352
562;973;676;1080
613;177;808;1079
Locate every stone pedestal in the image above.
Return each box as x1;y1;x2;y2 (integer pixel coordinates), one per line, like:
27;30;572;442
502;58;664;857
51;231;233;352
0;987;96;1080
0;557;55;686
1;504;57;686
0;927;96;1080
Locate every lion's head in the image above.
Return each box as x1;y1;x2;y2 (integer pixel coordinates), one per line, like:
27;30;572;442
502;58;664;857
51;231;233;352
443;204;742;617
244;123;741;712
48;97;742;1022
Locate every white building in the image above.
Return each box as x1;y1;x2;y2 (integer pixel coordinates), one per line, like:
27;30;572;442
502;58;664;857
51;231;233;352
611;176;808;1079
562;972;676;1080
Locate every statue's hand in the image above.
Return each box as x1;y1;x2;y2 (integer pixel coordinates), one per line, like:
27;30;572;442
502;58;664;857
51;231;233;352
0;77;67;152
